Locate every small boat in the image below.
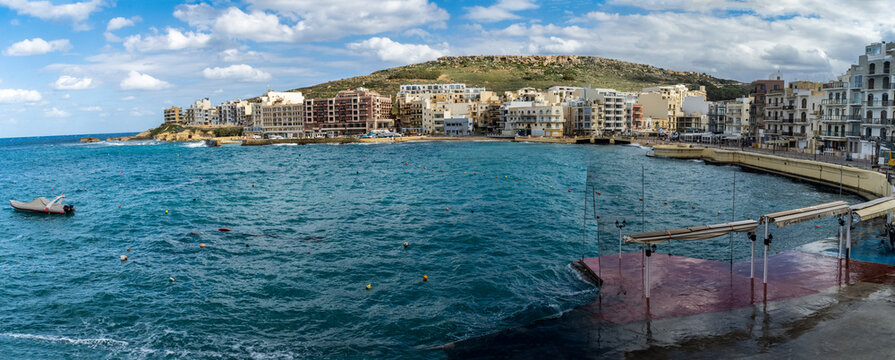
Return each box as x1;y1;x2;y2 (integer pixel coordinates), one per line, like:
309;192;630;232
10;194;75;214
203;139;221;147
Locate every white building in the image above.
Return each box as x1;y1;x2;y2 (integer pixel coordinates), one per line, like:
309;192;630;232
444;117;473;136
501;101;564;137
245;90;305;139
185;98;217;126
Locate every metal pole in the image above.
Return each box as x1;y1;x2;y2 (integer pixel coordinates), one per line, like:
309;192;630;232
838;216;844;259
846;211;852;259
730;172;736;266
618;227;623;258
641;165;645;232
763;223;770;284
645;247;651;299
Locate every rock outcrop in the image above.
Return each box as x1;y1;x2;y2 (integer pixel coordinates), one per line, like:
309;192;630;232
80;137;101;143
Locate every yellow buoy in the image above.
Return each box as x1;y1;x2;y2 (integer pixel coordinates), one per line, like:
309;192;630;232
718;210;721;214
366;283;372;290
423;275;428;282
550;186;553;189
403;242;409;248
165;210;169;214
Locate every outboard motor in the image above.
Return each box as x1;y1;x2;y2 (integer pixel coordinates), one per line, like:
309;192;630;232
63;204;75;214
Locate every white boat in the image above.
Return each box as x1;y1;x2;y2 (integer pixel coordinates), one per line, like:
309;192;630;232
9;194;75;214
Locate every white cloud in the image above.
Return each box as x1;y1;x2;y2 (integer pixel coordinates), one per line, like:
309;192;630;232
466;0;538;22
4;38;71;56
202;64;271;82
53;75;94;90
348;37;447;64
0;88;41;103
123;28;212;52
219;48;265;62
107;16;139;31
121;95;135;101
459;2;895;82
0;0;103;28
45;107;70;118
174;0;449;42
80;106;102;112
120;71;171;90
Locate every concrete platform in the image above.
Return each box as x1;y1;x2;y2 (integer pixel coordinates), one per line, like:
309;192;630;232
576;251;895;324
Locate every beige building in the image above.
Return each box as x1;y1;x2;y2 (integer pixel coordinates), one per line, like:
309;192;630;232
245;90;305;139
638;85;707;132
163;106;183;124
765;81;824;148
501;101;564;137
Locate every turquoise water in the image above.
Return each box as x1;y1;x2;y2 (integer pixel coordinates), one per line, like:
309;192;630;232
0;135;873;359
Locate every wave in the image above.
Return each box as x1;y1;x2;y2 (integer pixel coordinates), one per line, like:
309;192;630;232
272;143;298;146
101;140;161;146
182;141;207;148
0;333;128;347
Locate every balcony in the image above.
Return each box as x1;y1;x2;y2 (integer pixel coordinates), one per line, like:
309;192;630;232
822;81;848;89
782;105;795;110
820;129;860;138
864;100;895;107
821;99;847;105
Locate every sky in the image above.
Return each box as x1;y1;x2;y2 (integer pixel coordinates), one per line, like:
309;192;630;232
1;0;894;138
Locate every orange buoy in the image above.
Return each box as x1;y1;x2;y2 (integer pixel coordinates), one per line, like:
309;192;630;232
200;243;206;248
404;162;408;166
569;189;572;192
691;206;695;209
423;275;428;282
814;225;820;228
596;191;601;195
218;228;231;232
445;207;450;211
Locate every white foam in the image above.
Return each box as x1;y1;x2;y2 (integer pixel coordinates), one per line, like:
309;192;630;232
1;333;128;347
182;141;206;148
626;143;652;150
272;143;298;146
101;140;161;146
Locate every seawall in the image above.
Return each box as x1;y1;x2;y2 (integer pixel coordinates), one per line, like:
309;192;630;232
651;145;892;200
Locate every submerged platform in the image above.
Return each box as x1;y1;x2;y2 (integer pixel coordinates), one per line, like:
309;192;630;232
576;251;895;324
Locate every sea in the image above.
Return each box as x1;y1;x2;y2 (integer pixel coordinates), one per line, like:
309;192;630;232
0;134;881;359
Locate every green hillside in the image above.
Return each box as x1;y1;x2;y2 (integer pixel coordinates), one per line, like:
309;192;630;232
287;55;749;101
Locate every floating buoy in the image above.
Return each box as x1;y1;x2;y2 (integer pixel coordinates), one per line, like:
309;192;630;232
246;243;250;247
814;225;820;228
165;210;169;214
639;198;643;201
537;182;540;185
169;277;175;282
596;191;601;195
118;205;121;208
615;196;618;198
366;283;372;290
445;207;450;211
405;162;408;166
330;195;333;198
550;186;553;189
596;215;600;219
747;217;751;220
505;176;508;179
717;211;721;214
569;189;572;192
664;202;667;205
423;275;428;282
403;242;409;248
218;228;231;232
471;210;474;213
120;255;127;261
691;206;696;209
126;248;130;251
252;184;255;187
200;243;206;248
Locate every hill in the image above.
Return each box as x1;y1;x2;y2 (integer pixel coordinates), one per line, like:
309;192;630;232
287;55;749;101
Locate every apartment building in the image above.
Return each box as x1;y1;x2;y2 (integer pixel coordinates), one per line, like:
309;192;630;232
749;71;784;143
185;98;217;126
638;85;707;132
304;88;393;137
501;101;564;137
245;90;305;139
163;106;183;124
765;81;824;149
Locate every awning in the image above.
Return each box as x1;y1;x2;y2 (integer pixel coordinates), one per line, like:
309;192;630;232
624;220;758;244
762;201;850;228
851;197;895;221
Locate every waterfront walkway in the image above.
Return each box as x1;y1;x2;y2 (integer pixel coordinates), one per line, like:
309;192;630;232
576;250;895;324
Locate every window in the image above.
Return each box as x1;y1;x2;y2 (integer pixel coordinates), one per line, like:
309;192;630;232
869;63;876;74
869;78;875;89
801;99;807;108
886;61;891;74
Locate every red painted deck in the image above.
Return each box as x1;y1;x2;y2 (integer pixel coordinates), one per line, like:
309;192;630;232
577;251;895;324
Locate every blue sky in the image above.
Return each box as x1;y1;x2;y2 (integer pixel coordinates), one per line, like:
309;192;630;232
0;0;893;138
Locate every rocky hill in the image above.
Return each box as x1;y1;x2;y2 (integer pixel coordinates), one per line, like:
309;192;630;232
288;55;748;101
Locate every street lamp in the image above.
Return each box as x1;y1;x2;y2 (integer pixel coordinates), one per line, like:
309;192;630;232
615;219;627;258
